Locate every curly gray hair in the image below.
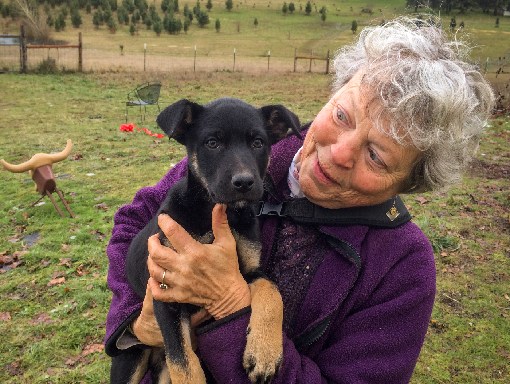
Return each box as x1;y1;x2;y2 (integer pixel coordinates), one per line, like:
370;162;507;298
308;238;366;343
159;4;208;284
332;17;495;192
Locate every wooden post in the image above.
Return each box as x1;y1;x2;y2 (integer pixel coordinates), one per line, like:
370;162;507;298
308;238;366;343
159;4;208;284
20;25;27;73
325;49;330;74
194;45;196;72
293;48;297;72
143;43;147;71
78;32;82;72
233;48;236;72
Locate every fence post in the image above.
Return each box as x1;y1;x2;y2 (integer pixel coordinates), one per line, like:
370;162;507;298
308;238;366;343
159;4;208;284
233;48;236;72
20;25;27;73
143;43;147;71
294;48;297;72
325;49;330;74
78;32;82;72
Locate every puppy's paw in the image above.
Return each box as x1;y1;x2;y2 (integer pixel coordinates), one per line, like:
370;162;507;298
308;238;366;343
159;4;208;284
243;324;283;384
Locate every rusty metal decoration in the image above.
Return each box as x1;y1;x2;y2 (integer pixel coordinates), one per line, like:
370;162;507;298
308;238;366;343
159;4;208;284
1;139;75;218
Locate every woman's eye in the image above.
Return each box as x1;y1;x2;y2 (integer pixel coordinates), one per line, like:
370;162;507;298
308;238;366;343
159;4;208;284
205;138;219;149
252;138;264;148
333;106;348;124
368;148;385;167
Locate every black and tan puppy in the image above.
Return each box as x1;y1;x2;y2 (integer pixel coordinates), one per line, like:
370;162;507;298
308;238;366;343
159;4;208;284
111;98;301;383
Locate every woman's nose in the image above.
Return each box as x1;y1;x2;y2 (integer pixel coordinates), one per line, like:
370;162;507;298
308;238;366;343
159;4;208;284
330;133;360;169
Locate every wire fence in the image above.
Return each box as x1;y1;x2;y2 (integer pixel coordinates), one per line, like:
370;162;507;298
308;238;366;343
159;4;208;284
0;30;508;75
0;33;331;74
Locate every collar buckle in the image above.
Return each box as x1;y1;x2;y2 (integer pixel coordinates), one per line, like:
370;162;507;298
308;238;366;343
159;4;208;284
257;201;285;217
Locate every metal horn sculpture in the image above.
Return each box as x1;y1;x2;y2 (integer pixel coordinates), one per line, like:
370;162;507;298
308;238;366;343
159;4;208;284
1;139;75;218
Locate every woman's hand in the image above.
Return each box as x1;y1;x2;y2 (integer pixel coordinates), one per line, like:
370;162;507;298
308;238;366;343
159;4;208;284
131;284;212;347
131;284;163;347
147;204;251;320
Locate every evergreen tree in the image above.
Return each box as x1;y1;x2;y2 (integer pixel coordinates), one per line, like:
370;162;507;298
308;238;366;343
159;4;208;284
92;10;103;28
71;8;82;27
46;14;54;27
253;17;258;27
351;20;357;34
206;0;212;11
319;6;326;23
117;6;129;24
288;2;295;13
304;0;311;15
107;17;117;32
282;2;288;15
215;18;220;32
122;0;135;13
161;0;170;12
197;10;209;27
55;13;66;31
153;19;162;35
134;0;147;12
225;0;233;11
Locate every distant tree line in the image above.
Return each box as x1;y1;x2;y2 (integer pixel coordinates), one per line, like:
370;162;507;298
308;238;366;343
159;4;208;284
1;0;334;38
406;0;510;15
0;0;212;35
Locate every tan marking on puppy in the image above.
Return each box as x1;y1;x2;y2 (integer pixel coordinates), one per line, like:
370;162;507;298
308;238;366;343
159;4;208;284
232;231;262;274
166;317;206;384
243;278;284;383
188;153;209;194
156;365;170;384
128;349;151;384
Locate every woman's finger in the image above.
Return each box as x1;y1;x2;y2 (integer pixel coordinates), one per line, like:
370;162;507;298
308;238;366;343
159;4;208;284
211;204;235;247
157;213;197;254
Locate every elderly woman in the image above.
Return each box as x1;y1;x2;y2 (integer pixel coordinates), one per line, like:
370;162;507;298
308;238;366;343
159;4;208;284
104;17;494;383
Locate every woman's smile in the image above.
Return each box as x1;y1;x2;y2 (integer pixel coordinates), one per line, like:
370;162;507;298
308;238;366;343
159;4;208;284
314;153;336;185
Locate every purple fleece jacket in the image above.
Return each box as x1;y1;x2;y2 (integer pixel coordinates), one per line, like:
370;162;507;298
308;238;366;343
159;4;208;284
105;131;436;383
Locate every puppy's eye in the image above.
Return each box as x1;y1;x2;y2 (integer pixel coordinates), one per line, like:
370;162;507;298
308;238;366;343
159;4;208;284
205;138;219;149
252;138;264;149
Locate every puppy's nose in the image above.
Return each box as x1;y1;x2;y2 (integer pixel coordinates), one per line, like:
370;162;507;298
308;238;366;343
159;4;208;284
232;173;254;193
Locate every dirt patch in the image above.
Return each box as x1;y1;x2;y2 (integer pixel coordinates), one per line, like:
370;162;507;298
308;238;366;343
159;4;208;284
468;158;510;179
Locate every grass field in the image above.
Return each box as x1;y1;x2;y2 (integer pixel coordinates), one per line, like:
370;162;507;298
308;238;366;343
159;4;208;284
0;1;509;383
0;69;509;383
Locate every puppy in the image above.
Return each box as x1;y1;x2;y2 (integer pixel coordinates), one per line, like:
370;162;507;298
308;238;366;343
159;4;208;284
111;98;301;383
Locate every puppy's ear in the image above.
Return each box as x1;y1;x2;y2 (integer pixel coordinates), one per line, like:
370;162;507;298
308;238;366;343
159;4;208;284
156;99;203;144
260;105;302;144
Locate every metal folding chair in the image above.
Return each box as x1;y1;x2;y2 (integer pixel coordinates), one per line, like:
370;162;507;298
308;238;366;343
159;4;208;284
125;82;162;122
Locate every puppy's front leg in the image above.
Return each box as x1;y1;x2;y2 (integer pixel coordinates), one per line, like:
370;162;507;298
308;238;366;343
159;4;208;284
154;302;206;384
243;278;284;383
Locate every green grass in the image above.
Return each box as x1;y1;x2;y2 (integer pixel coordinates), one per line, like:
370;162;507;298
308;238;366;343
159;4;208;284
0;71;509;383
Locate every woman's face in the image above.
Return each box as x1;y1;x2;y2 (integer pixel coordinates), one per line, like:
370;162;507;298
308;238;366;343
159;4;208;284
298;71;421;209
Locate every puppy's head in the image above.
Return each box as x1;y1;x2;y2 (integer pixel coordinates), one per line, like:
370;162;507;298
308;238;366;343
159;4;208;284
157;98;301;205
